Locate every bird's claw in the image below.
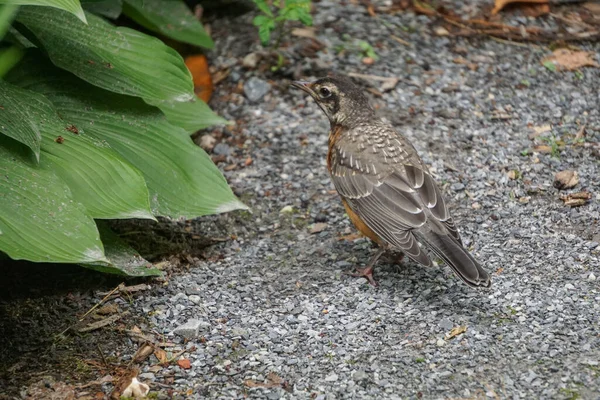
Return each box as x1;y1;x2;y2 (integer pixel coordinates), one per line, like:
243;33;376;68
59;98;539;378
347;266;378;287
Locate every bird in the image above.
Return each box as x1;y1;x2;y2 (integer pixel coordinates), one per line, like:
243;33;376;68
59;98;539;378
291;75;491;288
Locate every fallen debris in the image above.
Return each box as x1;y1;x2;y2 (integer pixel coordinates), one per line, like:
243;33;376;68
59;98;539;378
541;49;600;71
553;170;579;190
560;192;592;207
445;326;468;340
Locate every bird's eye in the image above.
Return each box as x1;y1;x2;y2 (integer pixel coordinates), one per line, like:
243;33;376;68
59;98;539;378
319;87;332;98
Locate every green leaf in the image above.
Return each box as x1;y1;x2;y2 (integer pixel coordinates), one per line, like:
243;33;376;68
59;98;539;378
16;60;248;218
254;0;273;17
0;46;25;78
0;80;42;161
253;14;272;27
122;0;213;49
1;75;154;220
83;221;162;276
16;6;222;131
1;0;86;22
0;4;19;40
543;60;557;72
0;135;106;263
80;0;121;19
159;97;229;133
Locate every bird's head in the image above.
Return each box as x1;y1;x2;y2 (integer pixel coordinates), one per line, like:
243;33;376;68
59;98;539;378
291;75;373;126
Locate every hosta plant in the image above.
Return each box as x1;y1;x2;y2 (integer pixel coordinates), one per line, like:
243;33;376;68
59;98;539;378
0;0;247;275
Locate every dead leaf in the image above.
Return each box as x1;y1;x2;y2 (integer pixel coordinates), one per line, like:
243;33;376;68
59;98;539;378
507;170;518;180
560;191;592;207
267;372;284;384
309;222;328;234
154;347;169;364
554;170;579;190
492;0;548;15
532;124;552;136
177;358;191;369
583;2;600;13
362;57;375;65
185;54;213;102
121;377;149;399
132;343;154;363
292;27;316;39
23;377;76;400
338;232;363;241
533;144;552;153
198;134;216;151
519;196;531;204
96;303;119;315
445;325;467;340
541;49;599;71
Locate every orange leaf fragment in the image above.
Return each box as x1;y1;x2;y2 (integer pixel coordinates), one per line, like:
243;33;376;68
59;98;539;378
185;54;213;103
491;0;548;15
177;358;191;369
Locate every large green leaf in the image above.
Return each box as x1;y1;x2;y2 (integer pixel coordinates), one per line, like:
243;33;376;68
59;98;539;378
122;0;213;49
159;97;231;133
83;221;162;276
0;80;42;160
0;77;154;220
0;136;106;263
12;57;248;218
15;6;225;131
0;0;86;22
0;4;19;40
80;0;121;19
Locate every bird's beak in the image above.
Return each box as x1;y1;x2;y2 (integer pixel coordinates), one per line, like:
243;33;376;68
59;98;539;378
291;80;314;96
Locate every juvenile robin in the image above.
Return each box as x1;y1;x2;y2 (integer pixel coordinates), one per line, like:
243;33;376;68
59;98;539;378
292;75;491;288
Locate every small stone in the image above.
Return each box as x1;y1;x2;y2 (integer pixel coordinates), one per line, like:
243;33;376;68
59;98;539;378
436;338;446;347
173;319;204;339
451;183;465;191
325;373;338;382
188;295;201;305
242;52;259;69
438;318;454;331
198;134;216;151
353;370;368;381
244;77;271;103
588;272;596;281
280;205;294;214
565;283;575;290
138;372;156;381
213;143;231;156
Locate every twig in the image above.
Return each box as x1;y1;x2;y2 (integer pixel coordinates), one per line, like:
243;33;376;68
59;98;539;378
78;311;129;333
97;344;110;369
391;34;411;46
81;283;123;321
489;36;541;48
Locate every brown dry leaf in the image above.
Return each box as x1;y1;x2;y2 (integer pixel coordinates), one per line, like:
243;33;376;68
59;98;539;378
23;377;76;400
177;358;192;369
309;222;328;234
491;0;548;15
267;372;284;385
96;303;119;315
553;170;579;190
507;170;518;180
532;124;552;136
292;27;316;39
542;49;600;71
445;325;467;340
560;192;592;207
133;343;154;363
533;144;552;153
338;232;363;241
583;2;600;13
154;347;169;364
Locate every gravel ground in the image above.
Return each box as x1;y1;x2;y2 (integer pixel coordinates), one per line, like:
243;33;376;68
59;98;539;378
4;1;600;399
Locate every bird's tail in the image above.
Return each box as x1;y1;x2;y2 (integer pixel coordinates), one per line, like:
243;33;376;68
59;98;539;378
418;231;491;288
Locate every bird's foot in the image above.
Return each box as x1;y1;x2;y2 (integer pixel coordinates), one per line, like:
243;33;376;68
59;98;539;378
348;266;378;287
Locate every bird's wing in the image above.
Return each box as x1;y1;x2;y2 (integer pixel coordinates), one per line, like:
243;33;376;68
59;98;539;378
329;139;490;287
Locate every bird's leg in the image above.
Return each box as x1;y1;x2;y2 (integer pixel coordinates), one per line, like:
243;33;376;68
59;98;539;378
350;247;386;286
